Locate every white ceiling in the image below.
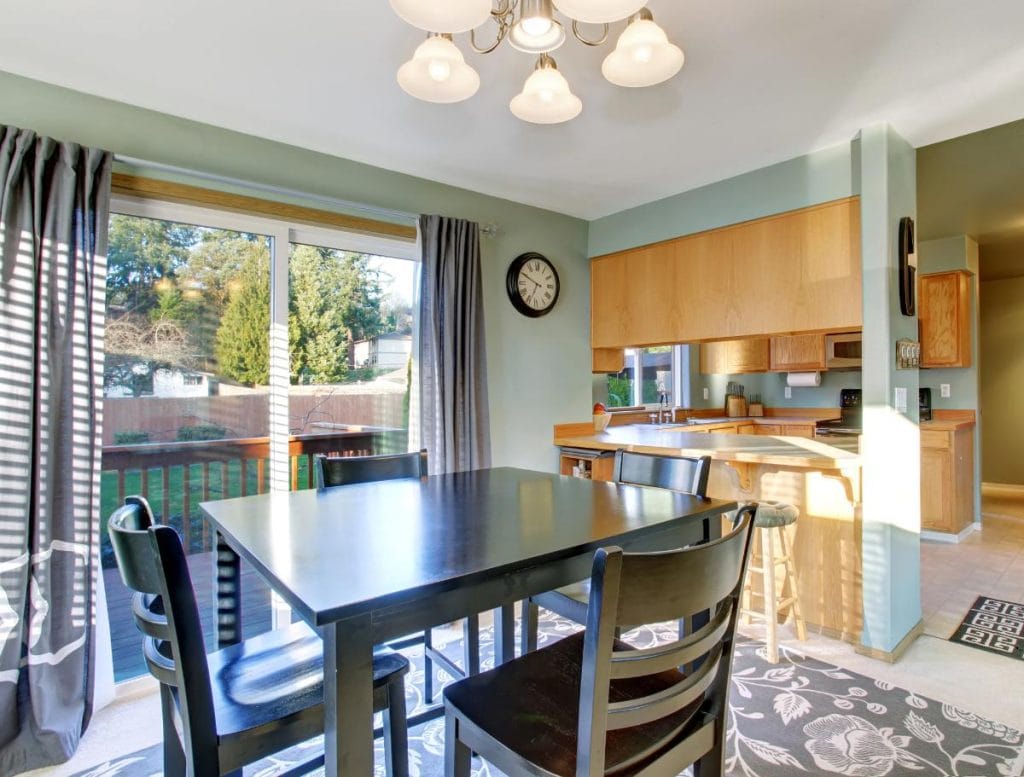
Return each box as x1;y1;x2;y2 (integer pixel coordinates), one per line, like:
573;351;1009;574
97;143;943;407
2;1;1024;220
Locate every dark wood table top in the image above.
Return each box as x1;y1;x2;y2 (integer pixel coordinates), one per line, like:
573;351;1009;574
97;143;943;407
200;467;735;627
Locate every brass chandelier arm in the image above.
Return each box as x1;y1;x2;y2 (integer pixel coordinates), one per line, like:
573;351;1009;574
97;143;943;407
571;19;609;46
470;0;516;54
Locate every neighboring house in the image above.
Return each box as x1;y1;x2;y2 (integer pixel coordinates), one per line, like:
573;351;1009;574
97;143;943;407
105;366;213;398
352;333;411;370
153;368;213;398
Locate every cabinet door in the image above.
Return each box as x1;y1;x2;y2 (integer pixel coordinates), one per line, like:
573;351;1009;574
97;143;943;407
756;425;782;435
770;334;826;372
781;424;814;439
920;447;952;532
699;338;770;374
737;424;756;434
920;271;972;368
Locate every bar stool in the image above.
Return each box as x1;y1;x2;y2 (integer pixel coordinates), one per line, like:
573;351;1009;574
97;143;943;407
740;500;807;663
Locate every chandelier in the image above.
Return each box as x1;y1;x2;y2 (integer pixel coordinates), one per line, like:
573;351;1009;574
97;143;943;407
391;0;684;124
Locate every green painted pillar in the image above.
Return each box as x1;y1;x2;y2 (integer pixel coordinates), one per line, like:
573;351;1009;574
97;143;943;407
858;124;922;654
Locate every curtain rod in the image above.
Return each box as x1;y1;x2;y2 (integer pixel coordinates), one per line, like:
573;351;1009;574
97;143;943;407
114;154;418;226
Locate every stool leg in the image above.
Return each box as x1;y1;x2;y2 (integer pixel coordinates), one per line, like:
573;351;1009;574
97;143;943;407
762;528;779;664
779;526;808;641
741;529;760;626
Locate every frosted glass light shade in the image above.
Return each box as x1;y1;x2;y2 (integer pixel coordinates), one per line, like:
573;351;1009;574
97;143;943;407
389;0;492;33
510;61;582;124
552;0;646;24
602;18;684;87
398;36;480;103
509;18;566;53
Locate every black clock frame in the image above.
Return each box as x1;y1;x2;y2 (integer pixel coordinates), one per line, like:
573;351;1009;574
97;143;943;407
506;252;559;318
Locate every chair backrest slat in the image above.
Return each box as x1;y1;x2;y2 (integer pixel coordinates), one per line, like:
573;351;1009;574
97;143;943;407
612;450;711;497
606;645;723;731
575;512;753;777
614;521;751;625
314;449;428;489
608;602;731;679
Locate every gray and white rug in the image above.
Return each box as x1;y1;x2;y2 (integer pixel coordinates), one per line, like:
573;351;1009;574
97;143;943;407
74;611;1024;777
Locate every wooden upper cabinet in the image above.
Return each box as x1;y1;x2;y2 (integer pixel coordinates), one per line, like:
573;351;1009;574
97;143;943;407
591;197;862;349
919;270;972;368
699;338;770;374
770;334;826;372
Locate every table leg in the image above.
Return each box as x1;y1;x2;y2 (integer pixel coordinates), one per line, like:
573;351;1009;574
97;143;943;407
215;532;242;648
494;602;516;664
323;614;374;777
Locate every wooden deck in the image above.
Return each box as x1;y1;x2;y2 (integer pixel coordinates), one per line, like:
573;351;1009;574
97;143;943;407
104;550;274;681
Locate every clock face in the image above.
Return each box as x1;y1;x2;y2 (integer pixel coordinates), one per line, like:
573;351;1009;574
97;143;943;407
507;253;559;317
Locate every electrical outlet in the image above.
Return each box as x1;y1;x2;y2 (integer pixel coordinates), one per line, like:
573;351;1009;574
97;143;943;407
703;387;710;400
784;386;792;399
894;386;907;413
940;383;951;398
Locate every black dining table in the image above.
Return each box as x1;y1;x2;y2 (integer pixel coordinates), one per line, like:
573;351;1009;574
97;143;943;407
200;466;737;777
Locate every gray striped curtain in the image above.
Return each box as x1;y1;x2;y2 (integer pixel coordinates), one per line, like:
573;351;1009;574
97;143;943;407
0;126;112;772
418;215;491;474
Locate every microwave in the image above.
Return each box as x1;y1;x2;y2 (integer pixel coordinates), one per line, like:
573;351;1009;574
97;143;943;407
825;332;862;369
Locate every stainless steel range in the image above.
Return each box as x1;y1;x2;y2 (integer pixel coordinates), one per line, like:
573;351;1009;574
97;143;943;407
815;389;862;437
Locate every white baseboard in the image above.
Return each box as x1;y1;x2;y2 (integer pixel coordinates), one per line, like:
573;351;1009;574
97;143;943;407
921;524;977;544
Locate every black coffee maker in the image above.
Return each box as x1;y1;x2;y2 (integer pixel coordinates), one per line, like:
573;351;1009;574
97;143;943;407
919;387;932;421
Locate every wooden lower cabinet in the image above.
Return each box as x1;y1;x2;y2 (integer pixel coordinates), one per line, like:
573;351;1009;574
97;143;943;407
781;424;815;439
920;427;974;533
754;424;782;435
559;449;614;481
737;423;756;434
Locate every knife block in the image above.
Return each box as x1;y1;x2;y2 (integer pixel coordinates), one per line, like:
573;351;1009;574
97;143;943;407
726;395;747;418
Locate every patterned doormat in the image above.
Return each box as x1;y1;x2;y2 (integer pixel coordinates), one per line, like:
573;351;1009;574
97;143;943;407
73;612;1024;777
950;595;1024;661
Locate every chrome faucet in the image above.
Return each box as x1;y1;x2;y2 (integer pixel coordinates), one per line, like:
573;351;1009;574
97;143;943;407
656;383;672;424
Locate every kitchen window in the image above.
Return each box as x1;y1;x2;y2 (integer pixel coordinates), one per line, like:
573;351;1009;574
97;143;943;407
605;345;687;407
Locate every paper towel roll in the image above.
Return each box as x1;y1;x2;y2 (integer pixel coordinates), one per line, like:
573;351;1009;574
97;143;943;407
786;371;822;387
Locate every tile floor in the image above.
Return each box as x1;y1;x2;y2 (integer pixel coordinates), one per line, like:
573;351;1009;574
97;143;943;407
21;489;1024;776
920;488;1024;638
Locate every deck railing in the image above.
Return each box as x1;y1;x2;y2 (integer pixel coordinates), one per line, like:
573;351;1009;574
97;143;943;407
100;428;404;562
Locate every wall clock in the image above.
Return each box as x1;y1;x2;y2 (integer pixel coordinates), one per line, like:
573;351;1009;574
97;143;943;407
506;252;559;317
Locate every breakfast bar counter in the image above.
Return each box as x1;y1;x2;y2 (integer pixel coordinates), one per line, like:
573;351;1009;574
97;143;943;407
554;423;864;643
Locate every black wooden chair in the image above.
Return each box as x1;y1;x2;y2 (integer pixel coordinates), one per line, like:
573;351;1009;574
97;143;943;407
522;449;713;653
314;449;483;703
443;510;754;777
108;496;410;777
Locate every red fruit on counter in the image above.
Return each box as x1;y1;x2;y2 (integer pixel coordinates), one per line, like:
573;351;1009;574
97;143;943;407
593;403;607;413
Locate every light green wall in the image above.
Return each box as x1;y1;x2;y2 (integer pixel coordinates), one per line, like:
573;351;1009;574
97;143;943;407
857;125;921;653
0;69;590;473
980;274;1024;486
588;143;856;257
917;236;982;520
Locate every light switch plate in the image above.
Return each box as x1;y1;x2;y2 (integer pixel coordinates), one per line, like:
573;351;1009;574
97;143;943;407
784;386;792;399
894;386;907;413
940;383;951;398
703;387;710;400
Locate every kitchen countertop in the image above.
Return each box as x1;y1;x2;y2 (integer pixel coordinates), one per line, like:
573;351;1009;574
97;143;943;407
555;424;860;471
920;418;975;432
683;415;838;425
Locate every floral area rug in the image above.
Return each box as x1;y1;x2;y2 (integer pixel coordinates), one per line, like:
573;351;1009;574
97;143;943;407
74;610;1024;777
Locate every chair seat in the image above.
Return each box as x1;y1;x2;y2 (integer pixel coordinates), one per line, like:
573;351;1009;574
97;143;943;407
752;501;798;528
208;621;409;739
444;632;702;776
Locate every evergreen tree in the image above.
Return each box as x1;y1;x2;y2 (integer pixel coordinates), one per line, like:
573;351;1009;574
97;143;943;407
107;215;197;315
214;252;270;385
